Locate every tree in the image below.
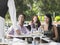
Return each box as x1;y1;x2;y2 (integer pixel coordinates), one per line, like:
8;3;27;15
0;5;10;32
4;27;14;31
5;0;60;21
41;0;60;15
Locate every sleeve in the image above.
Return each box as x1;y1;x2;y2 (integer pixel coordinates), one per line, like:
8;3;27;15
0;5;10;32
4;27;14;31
7;0;18;30
7;26;14;35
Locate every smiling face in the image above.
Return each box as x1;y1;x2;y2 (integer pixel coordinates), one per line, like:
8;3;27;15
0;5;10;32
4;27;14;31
44;16;49;23
18;14;25;25
33;16;38;23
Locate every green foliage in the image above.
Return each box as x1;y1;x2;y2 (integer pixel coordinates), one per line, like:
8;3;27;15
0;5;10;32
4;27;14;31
5;12;10;21
14;0;43;21
5;0;60;21
41;0;60;15
42;16;44;21
38;16;40;20
38;15;44;21
55;16;60;22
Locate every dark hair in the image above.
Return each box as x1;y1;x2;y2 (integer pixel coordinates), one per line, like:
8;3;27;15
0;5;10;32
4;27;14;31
18;13;26;19
32;15;41;27
45;13;53;30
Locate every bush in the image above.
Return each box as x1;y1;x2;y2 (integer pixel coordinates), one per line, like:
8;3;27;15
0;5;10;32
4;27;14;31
42;16;44;21
38;16;40;20
55;16;60;22
38;15;44;21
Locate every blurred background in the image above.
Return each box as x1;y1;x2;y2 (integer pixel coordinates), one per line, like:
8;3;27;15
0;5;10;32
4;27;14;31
5;0;60;27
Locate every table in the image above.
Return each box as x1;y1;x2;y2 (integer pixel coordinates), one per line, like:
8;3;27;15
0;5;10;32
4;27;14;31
8;33;54;43
0;42;8;45
28;42;60;45
28;43;49;45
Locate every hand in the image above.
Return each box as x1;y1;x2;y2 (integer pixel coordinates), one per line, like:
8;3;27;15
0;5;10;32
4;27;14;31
53;37;58;41
16;30;21;35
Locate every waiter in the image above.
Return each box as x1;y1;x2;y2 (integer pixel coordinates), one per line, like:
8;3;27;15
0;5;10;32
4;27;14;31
0;0;18;42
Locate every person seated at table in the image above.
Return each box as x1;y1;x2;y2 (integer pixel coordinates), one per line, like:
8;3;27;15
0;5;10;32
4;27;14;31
40;13;58;42
27;15;41;43
6;13;29;39
29;15;41;31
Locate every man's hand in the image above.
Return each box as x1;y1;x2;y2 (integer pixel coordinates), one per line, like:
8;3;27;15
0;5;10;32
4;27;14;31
16;30;21;35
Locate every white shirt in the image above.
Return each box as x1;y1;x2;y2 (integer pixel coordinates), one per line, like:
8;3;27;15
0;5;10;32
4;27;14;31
7;23;30;36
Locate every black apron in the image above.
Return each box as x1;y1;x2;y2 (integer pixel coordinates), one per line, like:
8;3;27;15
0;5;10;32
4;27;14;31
0;0;8;18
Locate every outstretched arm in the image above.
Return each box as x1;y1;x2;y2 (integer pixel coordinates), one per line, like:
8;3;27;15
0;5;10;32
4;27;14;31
7;0;21;35
7;0;17;30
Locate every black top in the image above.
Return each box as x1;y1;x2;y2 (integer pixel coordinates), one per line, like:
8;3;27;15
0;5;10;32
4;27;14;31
0;0;8;18
44;26;55;39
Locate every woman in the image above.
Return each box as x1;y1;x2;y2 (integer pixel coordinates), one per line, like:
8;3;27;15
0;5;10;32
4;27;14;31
28;15;41;43
40;14;58;41
29;15;41;30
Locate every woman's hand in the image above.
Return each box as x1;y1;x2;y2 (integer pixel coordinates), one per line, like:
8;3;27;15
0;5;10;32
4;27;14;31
53;37;58;41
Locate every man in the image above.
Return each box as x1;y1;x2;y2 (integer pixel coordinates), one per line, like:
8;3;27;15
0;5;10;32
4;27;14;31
0;0;18;42
7;14;29;38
